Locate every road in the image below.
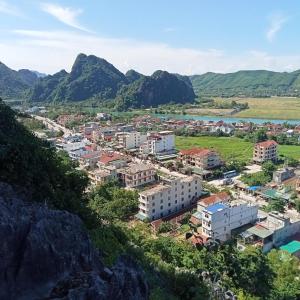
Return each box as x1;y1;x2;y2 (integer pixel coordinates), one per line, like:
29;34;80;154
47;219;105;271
32;115;72;136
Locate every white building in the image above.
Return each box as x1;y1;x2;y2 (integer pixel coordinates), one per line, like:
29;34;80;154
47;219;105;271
140;131;175;156
137;173;202;221
201;200;258;242
116;131;147;150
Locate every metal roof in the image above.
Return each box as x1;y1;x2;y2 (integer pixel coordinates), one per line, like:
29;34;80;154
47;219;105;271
247;224;273;239
280;240;300;254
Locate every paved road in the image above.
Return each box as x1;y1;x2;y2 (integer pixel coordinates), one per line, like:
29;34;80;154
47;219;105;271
32;115;72;136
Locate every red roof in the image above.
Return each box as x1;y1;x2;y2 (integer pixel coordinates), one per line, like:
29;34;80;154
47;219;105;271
256;140;278;148
180;148;213;157
199;192;230;207
81;151;101;160
99;152;122;164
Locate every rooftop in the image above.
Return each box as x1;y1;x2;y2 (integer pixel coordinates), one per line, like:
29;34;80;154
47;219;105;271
120;163;154;174
199;192;230;207
247;224;273;239
280;240;300;254
139;184;170;196
255;140;278;148
205;203;228;214
180;148;214;157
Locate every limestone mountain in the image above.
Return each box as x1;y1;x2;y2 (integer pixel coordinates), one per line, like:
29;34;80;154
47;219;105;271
115;70;196;110
29;54;128;102
0;62;38;99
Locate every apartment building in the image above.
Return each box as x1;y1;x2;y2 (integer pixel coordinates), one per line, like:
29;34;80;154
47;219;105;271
253;140;278;163
140;131;175;156
179;148;221;170
273;167;295;184
201;200;258;242
116;131;147;150
118;163;156;188
137;173;202;221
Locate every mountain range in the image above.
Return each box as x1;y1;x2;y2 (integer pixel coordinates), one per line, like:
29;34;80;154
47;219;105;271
2;54;300;108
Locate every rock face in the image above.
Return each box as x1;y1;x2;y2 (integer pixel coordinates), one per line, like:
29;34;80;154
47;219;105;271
0;183;148;300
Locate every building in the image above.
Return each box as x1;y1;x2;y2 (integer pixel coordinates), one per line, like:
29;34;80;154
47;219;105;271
179;148;221;170
140;131;175;156
253;140;278;163
137;173;202;221
237;211;300;253
89;166;117;185
118;163;156;188
79;151;102;170
98;152;129;169
116;131;147;150
273;167;295;184
201;200;258;242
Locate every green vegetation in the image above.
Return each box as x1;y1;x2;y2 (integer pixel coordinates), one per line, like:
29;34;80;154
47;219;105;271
240;161;277;186
2;99;300;299
0;61;38;99
18;115;46;131
176;136;300;162
158;221;176;233
191;70;300;98
28;53;195;110
0;99;90;221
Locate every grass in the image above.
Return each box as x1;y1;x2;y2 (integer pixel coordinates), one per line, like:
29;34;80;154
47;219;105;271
214;97;300;120
176;136;300;162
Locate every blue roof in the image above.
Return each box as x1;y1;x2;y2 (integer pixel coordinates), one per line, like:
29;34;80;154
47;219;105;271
205;203;228;214
247;185;261;191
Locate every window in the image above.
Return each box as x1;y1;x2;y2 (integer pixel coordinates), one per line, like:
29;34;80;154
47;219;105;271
160;205;163;210
160;199;163;203
168;209;171;214
152;202;155;207
181;204;184;208
175;200;177;204
181;197;184;201
168;203;171;207
152;209;155;213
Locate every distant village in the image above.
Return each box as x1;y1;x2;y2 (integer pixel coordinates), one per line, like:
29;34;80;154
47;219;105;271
28;108;300;258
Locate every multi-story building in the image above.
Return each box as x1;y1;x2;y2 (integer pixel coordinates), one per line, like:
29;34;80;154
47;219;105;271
139;131;175;156
118;163;156;188
79;151;102;170
179;148;221;170
98;152;129;169
201;200;258;242
116;131;147;150
137;173;202;221
253;140;278;163
89;166;118;185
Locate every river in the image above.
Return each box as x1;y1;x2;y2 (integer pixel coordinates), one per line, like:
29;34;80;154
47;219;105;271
152;114;300;125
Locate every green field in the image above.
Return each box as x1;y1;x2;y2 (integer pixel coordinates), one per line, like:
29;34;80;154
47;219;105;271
214;97;300;120
176;136;300;162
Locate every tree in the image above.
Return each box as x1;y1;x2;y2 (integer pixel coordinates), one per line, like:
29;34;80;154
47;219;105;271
267;198;286;213
158;221;175;233
262;161;277;176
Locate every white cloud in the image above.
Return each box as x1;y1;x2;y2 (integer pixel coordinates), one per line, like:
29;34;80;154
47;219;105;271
41;3;89;32
266;13;288;42
2;29;300;75
0;1;22;16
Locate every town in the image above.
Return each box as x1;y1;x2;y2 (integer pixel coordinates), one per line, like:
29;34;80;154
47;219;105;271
27;108;300;258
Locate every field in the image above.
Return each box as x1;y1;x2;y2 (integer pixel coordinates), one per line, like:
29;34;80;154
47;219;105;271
175;136;300;162
184;108;235;116
214;97;300;120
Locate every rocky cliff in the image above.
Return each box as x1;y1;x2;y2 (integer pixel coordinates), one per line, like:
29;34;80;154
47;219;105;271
0;183;148;300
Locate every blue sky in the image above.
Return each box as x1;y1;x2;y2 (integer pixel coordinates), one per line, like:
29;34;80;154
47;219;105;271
1;0;300;75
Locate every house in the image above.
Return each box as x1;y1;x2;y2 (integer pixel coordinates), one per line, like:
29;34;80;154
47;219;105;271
201;200;258;242
273;167;295;184
237;211;300;253
116;131;147;150
179;148;222;170
136;173;202;221
253;140;278;163
191;192;231;225
140;131;175;156
98;152;129;169
79;151;102;170
118;163;156;188
89;166;117;185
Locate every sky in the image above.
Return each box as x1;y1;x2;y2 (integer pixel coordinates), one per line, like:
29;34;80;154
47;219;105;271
1;0;300;75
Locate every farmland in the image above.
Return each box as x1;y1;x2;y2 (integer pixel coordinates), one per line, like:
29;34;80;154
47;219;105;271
215;97;300;120
175;136;300;162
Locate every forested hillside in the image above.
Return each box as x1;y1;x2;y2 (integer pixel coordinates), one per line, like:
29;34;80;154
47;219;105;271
191;70;300;97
